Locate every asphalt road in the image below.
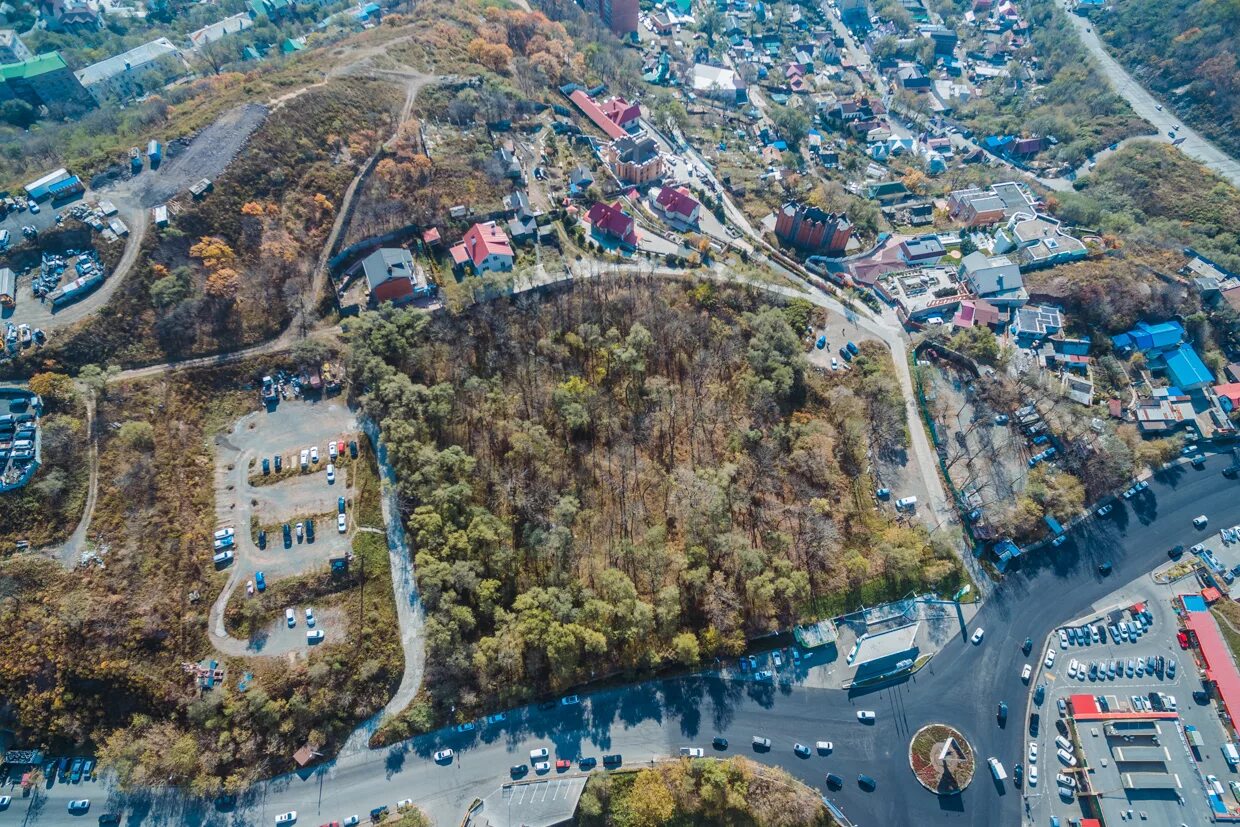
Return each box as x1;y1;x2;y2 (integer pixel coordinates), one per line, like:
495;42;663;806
1053;0;1240;188
14;453;1240;826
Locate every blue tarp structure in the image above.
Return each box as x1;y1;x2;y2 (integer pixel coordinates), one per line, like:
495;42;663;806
1045;515;1064;535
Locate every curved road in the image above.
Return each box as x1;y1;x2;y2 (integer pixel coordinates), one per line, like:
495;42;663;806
21;452;1239;826
1053;0;1240;187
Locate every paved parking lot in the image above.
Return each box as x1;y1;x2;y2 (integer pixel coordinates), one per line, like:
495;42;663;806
210;398;361;658
1025;581;1222;827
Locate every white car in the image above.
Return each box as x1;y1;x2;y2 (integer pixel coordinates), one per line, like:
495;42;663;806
680;747;705;757
1028;741;1038;763
1068;658;1079;679
1058;630;1068;648
67;800;90;813
816;741;833;753
831;357;839;370
307;629;324;643
530;747;550;760
338;513;347;533
1057;748;1077;766
305;608;315;627
329;441;338;460
0;796;10;808
310;446;319;463
1044;649;1056;668
1194;514;1208;528
971;628;984;644
1056;773;1076;788
285;608;296;628
857;710;876;722
343;817;360;827
1028;764;1038;786
326;464;335;484
434;749;454;762
397;798;414;809
275;813;296;825
533;761;551;773
1021;663;1032;681
299;448;309;468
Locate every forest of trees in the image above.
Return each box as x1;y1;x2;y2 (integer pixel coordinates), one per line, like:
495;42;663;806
351;279;964;733
575;757;833;827
1097;0;1240;159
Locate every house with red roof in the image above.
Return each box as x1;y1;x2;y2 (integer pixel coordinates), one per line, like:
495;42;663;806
652;186;700;227
1215;382;1240;414
586;201;637;247
600;97;641;133
448;221;514;274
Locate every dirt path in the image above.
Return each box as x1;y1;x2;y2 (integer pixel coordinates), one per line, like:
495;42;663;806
39;387;97;567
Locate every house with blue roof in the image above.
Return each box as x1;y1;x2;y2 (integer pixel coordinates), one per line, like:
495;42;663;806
1111;320;1185;354
1163;343;1214;391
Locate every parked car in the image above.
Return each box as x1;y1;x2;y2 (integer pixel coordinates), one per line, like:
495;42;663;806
67;800;90;813
338;514;347;533
274;812;297;824
326;464;335;484
262;458;271;475
255;571;266;591
282;523;292;546
579;757;597;770
713;737;729;750
434;749;454;763
561;695;580;706
530;748;550;761
310;446;319;463
338;496;346;514
307;630;324;643
258;530;267;549
285;608;296;628
971;628;985;644
602;754;622;766
857;710;876;722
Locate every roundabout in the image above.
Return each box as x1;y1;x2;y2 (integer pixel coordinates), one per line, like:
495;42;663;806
909;724;975;795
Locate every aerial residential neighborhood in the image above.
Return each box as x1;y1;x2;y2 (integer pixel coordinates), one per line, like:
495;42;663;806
0;0;1239;824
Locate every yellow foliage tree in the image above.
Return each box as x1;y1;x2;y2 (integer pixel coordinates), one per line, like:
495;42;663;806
189;236;237;270
468;38;513;73
313;193;335;213
240;201;266;216
204;267;241;299
623;769;676;827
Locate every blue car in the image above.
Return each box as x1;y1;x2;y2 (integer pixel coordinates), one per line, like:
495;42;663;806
255;571;267;592
338;496;346;514
815;335;826;349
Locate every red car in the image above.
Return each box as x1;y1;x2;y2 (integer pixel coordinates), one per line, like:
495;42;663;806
1177;631;1190;650
337;440;346;456
555;759;571;771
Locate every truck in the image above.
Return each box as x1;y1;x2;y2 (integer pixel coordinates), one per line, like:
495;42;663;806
988;757;1006;781
147;139;162;166
261;375;278;402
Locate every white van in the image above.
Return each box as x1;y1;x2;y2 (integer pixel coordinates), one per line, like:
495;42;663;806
895;496;918;511
1055;735;1072;752
1224;743;1239;766
212;550;234;566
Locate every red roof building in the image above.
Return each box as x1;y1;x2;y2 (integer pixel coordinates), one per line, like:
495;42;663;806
1215;382;1240;413
600;97;641;132
653;186;700;225
448;221;514;274
569;90;629;140
421;227;441;246
586;201;637;247
1185;611;1240;729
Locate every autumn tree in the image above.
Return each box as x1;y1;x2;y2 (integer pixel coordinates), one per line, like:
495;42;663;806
27;372;77;407
468;38;513;73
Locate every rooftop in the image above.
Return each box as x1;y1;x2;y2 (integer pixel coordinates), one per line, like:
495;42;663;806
0;51;67;80
852;621;919;669
75;37;180;87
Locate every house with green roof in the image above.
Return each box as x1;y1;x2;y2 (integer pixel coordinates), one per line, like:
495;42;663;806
248;0;296;21
0;51;95;117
